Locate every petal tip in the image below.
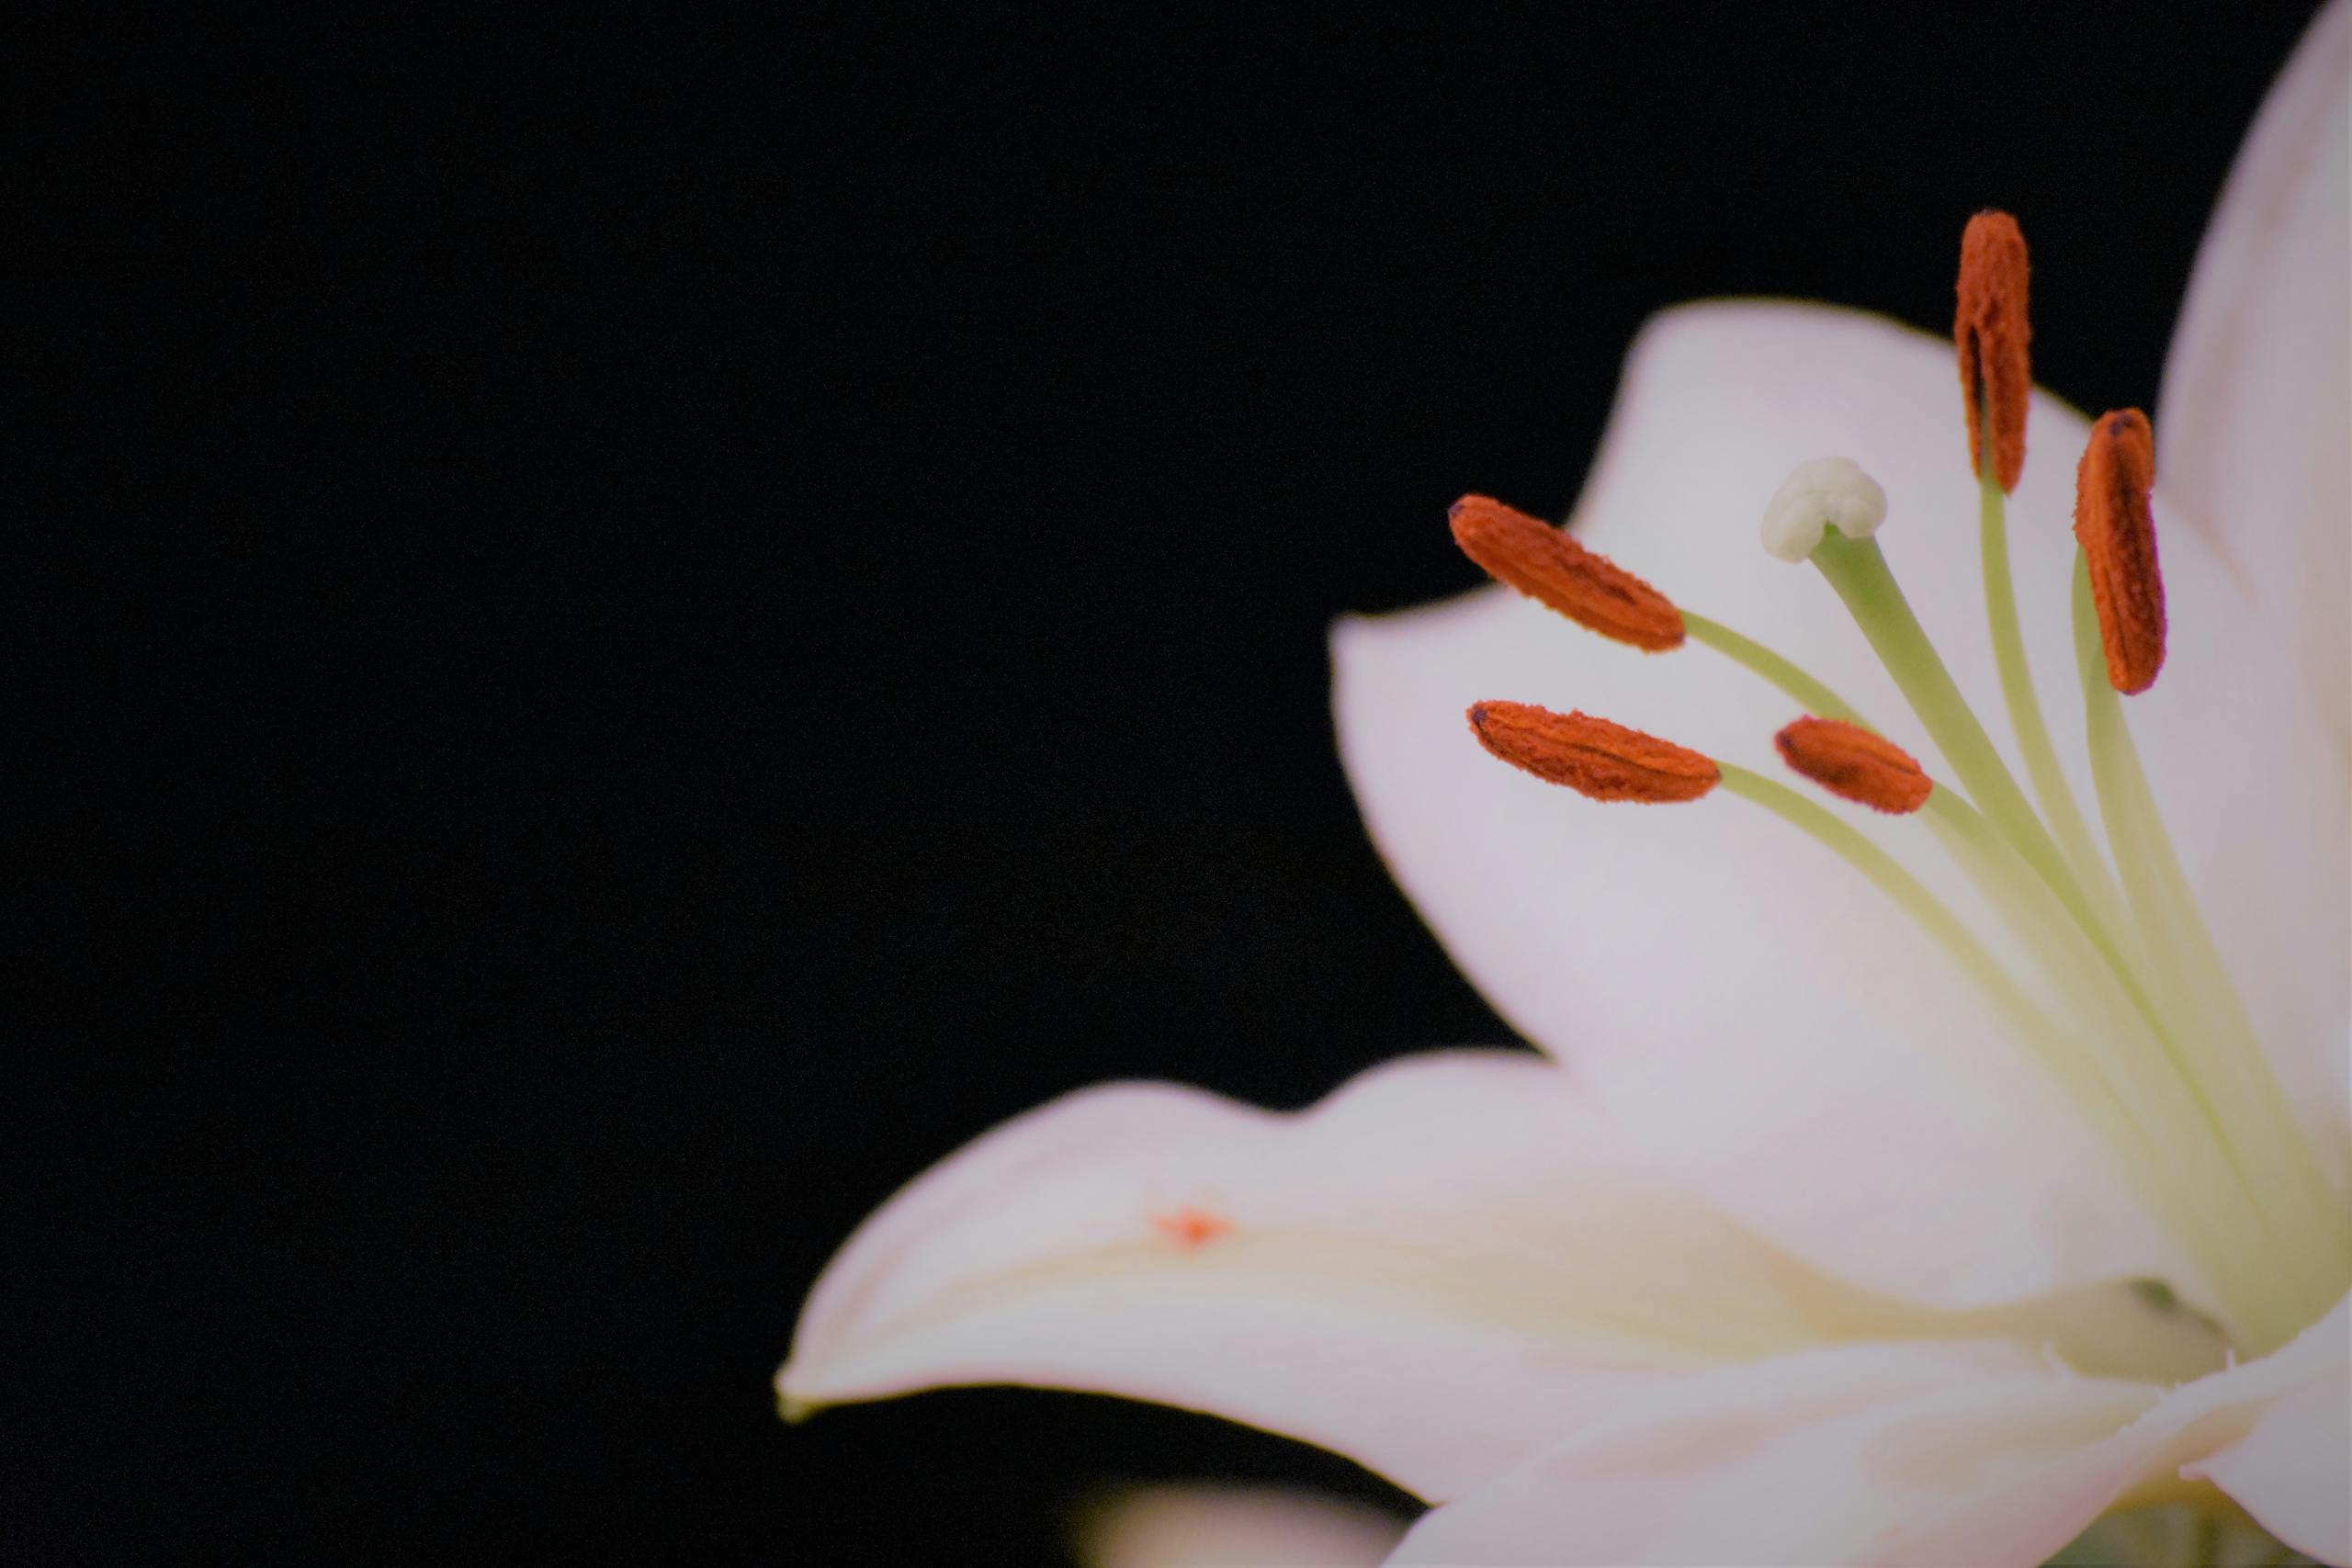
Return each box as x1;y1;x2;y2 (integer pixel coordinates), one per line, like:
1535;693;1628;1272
775;1368;825;1424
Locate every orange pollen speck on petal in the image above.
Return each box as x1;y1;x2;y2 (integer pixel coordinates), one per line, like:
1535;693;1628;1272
1449;495;1684;651
1955;209;2031;491
2074;409;2165;694
1465;701;1718;803
1774;716;1933;814
1152;1207;1231;1248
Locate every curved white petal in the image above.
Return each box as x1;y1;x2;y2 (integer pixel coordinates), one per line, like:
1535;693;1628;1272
785;1051;1898;1501
2186;1382;2350;1564
781;1050;2207;1502
2180;1294;2352;1564
1390;1302;2350;1567
1075;1485;1405;1568
2159;0;2351;759
1335;303;2349;1317
1388;1339;2164;1567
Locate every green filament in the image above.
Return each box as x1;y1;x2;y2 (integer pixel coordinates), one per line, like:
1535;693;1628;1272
1684;609;2210;1178
1976;467;2132;937
1809;532;2142;999
1714;764;2049;1045
1713;764;2277;1328
1690;536;2332;1346
1683;613;1868;727
2071;553;2352;1345
1921;784;2295;1344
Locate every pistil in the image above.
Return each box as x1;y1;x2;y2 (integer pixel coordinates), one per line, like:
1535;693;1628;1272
1807;529;2123;967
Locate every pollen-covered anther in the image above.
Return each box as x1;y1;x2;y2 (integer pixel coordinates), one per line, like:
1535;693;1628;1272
1449;495;1684;650
1774;716;1932;814
1465;701;1718;803
1955;209;2032;491
2074;409;2165;694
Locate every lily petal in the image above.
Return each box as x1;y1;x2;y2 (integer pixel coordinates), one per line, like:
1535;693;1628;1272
2158;0;2351;759
1335;303;2347;1317
1074;1484;1405;1568
2179;1294;2352;1565
781;1050;2155;1502
1391;1302;2350;1567
1387;1339;2164;1567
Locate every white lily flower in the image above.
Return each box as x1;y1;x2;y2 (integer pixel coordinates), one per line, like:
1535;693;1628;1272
780;5;2351;1562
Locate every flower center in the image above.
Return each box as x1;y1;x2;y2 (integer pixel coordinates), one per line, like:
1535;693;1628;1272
1448;211;2350;1358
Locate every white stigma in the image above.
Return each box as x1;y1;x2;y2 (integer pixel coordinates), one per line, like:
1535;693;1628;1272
1759;457;1888;562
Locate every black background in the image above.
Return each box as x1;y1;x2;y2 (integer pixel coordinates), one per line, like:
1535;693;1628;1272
14;3;2327;1562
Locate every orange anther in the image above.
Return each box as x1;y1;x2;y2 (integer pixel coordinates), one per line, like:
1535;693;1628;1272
2074;409;2165;694
1450;496;1684;651
1774;716;1932;814
1466;702;1718;803
1955;210;2032;491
